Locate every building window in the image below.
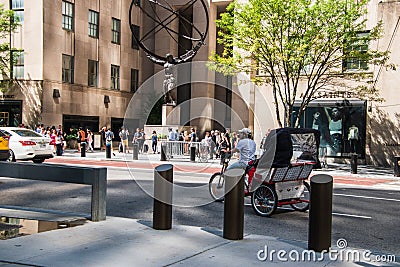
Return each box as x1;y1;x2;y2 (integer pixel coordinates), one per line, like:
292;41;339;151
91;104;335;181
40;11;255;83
62;1;74;31
88;10;99;38
131;25;140;50
344;32;369;71
111;18;121;44
62;54;74;83
131;69;139;93
88;60;98;87
11;0;24;23
12;50;24;79
111;65;120;90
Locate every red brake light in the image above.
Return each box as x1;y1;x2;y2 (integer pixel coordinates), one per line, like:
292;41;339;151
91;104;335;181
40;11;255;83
19;140;36;146
3;136;9;141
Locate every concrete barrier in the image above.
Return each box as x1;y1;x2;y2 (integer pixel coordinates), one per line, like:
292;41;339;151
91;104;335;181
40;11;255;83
0;162;107;222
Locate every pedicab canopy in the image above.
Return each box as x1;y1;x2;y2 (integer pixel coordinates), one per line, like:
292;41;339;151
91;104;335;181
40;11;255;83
258;127;321;171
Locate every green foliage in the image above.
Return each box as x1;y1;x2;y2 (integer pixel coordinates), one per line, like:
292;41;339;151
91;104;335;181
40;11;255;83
65;128;78;141
0;4;21;93
209;0;392;127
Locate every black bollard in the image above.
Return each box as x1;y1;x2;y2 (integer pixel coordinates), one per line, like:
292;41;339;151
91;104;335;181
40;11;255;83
308;174;333;252
160;143;167;161
132;143;139;160
81;142;86;157
223;168;245;240
190;146;196;162
106;144;111;158
153;164;173;230
351;153;357;174
394;156;400;177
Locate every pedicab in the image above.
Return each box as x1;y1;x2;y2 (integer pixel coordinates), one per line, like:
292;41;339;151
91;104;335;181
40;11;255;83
209;127;321;216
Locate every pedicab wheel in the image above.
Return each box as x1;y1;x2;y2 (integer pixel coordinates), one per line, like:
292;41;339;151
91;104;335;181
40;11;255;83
209;172;225;202
251;184;278;216
290;181;310;212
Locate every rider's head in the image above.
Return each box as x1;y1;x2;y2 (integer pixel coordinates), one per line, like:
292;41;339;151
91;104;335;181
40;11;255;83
239;128;251;139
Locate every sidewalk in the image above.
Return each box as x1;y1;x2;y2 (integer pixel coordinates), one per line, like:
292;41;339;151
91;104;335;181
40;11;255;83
1;217;399;266
57;149;400;189
1;151;399;266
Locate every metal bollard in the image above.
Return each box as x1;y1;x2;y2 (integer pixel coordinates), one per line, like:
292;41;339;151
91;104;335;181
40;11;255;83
223;168;245;240
81;142;86;157
190;146;196;162
394;156;400;177
132;143;139;160
106;144;111;158
160;143;167;161
350;153;357;174
153;164;173;230
308;174;333;252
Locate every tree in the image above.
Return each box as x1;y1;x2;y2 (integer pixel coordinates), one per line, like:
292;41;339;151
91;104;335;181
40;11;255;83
209;0;393;127
0;4;20;93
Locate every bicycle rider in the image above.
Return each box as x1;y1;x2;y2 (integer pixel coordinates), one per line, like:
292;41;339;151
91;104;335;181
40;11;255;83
226;128;256;171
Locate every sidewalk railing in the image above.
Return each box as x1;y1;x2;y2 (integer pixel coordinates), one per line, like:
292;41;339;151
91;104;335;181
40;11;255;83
160;141;211;162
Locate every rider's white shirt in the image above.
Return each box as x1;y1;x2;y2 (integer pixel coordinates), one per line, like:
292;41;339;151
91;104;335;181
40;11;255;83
236;138;256;164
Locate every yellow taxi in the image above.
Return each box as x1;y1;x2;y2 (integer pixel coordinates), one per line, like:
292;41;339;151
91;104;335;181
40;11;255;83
0;130;10;161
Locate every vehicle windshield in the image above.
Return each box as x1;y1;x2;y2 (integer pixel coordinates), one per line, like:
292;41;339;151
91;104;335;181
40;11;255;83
13;129;42;137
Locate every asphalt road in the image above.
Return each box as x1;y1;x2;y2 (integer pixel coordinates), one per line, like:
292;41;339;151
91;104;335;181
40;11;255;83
0;167;399;256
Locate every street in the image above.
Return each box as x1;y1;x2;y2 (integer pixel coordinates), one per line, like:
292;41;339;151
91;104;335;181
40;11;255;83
0;163;399;257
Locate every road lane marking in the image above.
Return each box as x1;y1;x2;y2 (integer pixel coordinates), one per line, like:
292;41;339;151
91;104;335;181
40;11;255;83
334;193;400;202
332;213;371;219
244;204;372;218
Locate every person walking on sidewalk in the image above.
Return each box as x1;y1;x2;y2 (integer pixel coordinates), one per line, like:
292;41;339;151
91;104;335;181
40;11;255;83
105;128;115;156
86;129;94;152
151;130;158;153
119;126;130;153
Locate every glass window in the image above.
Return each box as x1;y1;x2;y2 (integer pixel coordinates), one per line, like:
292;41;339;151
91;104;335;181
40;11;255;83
131;25;140;50
344;32;369;71
12;50;24;79
11;0;24;23
293;100;367;159
62;54;74;84
88;10;99;38
11;0;24;9
133;0;140;6
88;60;98;87
131;69;139;93
112;18;121;44
111;65;120;90
62;1;74;31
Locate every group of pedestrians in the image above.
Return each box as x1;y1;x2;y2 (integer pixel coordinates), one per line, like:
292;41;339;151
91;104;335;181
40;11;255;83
35;124;67;156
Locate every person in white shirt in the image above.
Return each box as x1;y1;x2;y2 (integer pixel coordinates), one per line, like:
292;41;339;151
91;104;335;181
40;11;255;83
227;128;256;170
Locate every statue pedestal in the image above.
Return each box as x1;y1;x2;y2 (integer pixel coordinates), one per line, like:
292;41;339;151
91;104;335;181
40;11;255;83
162;103;179;126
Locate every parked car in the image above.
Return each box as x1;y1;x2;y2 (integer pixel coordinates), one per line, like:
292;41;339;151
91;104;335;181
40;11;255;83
0;130;10;161
0;127;53;163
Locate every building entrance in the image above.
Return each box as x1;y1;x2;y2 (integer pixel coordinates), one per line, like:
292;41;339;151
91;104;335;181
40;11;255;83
0;100;22;127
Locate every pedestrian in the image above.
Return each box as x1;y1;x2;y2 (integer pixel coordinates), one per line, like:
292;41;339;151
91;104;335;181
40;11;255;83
55;130;64;156
151;130;158;153
99;127;107;150
119;126;129;153
140;129;146;152
105;127;115;156
77;127;86;153
86;129;94;152
50;129;57;153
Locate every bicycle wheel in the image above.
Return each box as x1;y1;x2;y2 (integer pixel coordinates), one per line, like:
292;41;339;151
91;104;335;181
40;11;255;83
209;172;225;202
251;184;277;216
290;181;310;212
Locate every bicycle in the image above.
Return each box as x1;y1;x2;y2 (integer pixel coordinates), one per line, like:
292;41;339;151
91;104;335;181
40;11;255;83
208;152;256;202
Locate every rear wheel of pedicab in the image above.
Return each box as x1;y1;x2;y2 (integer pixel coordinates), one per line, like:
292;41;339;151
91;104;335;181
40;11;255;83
290;181;310;212
209;172;225;202
251;184;278;216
